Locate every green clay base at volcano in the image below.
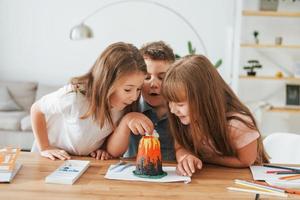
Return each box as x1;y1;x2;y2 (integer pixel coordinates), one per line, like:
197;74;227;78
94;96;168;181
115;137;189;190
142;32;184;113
133;170;167;179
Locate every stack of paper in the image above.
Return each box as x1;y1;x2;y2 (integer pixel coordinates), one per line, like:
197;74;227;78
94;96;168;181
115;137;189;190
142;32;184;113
250;165;300;188
0;147;22;183
45;160;90;185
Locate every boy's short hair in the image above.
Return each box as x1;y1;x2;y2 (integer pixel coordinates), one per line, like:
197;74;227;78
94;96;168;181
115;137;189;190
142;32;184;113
140;41;175;62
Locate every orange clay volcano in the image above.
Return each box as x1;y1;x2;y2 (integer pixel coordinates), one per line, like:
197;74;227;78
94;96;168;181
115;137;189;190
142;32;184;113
133;135;167;178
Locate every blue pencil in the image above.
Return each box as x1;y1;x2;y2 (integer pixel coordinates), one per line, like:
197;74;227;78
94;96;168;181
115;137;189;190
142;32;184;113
276;171;300;175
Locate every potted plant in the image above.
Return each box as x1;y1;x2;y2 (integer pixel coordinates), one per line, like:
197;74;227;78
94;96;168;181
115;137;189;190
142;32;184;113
243;60;262;76
176;41;223;68
187;41;196;55
253;30;259;44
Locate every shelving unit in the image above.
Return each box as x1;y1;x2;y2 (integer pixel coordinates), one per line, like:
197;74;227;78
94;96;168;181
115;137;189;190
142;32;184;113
239;9;300;113
267;106;300;113
235;0;300;136
238;1;300;135
240;44;300;48
239;75;300;81
243;10;300;17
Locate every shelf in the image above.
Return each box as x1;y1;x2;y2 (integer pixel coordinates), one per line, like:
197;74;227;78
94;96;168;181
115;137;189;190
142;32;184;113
239;75;300;81
243;10;300;17
267;106;300;113
240;44;300;49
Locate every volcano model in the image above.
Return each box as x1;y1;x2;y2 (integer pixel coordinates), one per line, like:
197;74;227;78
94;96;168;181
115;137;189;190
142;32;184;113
133;135;167;178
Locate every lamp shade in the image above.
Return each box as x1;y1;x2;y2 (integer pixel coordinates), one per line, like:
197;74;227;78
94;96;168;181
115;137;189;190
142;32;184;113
70;23;93;40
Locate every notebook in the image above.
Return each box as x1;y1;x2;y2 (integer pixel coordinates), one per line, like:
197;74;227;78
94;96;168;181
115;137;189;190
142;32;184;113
0;163;22;183
45;160;90;185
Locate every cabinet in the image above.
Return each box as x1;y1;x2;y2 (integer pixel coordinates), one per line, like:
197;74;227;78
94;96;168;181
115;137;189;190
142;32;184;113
237;1;300;136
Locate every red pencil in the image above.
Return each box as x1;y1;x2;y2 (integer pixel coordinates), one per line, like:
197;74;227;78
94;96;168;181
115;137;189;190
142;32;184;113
266;170;292;174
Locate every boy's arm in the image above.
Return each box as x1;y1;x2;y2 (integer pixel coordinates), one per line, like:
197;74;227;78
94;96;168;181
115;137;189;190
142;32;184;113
203;140;258;167
106;112;154;158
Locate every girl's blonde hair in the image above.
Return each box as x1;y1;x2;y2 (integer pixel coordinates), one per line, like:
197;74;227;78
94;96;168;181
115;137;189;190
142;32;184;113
162;55;268;164
71;42;147;128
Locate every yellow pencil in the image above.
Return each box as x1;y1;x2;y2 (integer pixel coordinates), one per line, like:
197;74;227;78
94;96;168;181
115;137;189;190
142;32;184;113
227;187;288;197
234;180;285;194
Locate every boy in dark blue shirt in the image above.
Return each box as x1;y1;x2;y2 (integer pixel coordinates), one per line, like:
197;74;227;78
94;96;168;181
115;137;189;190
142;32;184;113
124;41;176;161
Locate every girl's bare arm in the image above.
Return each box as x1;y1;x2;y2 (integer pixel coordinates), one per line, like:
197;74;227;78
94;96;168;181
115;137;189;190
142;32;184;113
31;103;70;160
31;103;50;151
203;140;258;168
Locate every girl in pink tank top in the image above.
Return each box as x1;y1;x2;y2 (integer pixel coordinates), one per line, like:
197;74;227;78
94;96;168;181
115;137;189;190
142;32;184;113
162;55;269;177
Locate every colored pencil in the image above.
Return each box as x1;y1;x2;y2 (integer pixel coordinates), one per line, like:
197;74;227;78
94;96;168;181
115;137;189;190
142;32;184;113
234;179;285;194
263;164;300;173
266;170;293;174
254;181;300;195
276;171;300;175
279;174;300;181
109;160;126;171
227;187;288;197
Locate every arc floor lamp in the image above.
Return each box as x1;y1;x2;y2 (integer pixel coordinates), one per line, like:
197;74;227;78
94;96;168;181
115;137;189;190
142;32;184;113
69;0;207;56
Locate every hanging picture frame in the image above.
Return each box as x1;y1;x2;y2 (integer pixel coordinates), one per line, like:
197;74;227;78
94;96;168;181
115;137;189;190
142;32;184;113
286;84;300;105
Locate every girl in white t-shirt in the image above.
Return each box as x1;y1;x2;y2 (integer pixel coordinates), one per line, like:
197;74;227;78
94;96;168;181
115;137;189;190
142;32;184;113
31;42;154;160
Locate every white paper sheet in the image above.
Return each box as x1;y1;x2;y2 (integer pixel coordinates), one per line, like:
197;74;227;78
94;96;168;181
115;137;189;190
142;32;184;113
105;164;191;183
250;165;300;188
0;163;22;182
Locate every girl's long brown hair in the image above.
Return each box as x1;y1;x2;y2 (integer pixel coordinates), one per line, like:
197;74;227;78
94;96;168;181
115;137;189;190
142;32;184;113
71;42;147;128
162;55;268;164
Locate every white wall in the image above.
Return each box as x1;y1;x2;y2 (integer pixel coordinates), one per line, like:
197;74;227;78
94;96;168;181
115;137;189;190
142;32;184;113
0;0;237;85
2;0;299;136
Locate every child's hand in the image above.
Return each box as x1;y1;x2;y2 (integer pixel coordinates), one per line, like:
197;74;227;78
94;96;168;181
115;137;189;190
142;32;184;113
90;149;112;160
176;154;202;177
40;148;71;161
125;112;154;135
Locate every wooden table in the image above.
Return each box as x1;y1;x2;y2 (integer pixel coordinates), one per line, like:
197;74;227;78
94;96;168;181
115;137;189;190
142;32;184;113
0;152;298;200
